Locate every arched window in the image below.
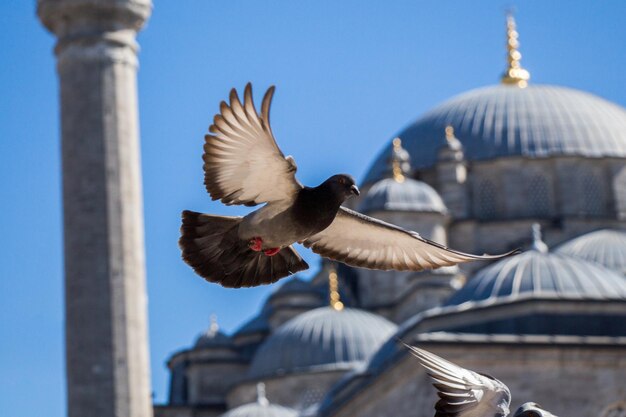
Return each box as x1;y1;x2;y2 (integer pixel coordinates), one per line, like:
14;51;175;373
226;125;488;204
581;174;605;216
599;401;626;417
527;175;551;217
477;179;497;220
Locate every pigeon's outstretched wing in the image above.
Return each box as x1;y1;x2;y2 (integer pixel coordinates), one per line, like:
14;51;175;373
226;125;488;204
203;83;302;206
405;344;511;417
303;207;516;271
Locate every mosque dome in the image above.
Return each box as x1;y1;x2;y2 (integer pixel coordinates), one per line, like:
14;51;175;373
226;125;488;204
359;136;447;214
445;245;626;307
219;383;297;417
363;83;626;184
247;306;397;379
194;316;233;349
358;177;447;214
555;229;626;274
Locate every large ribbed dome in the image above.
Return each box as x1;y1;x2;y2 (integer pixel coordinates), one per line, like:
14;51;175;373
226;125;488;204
555;229;626;274
446;248;626;306
358;177;447;214
248;307;396;378
364;84;626;183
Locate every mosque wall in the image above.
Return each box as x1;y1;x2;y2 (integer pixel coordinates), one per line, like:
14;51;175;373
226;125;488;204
327;344;626;417
463;156;623;224
392;275;462;322
611;162;626;220
440;155;626;265
154;405;197;417
355;269;460;323
227;371;345;411
155;406;224;417
436;161;469;220
187;362;248;405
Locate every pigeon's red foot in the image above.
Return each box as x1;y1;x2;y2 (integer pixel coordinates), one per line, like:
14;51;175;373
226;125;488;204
263;248;281;257
248;237;263;252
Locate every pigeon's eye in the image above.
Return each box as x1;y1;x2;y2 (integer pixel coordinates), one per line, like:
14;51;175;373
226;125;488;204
339;178;346;185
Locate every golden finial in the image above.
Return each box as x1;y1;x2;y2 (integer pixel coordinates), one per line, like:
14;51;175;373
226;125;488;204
391;138;406;183
501;13;530;88
328;265;344;311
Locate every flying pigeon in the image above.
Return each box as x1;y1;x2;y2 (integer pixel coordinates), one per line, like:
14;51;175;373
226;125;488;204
179;83;515;288
405;343;558;417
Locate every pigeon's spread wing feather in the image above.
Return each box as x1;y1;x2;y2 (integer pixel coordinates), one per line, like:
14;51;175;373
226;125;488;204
203;84;301;206
303;207;515;271
405;344;511;417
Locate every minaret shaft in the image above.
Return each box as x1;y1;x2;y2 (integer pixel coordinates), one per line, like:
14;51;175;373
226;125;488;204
37;1;153;416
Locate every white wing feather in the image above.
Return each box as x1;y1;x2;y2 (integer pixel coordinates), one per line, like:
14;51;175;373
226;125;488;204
405;344;511;417
303;207;516;271
203;84;301;206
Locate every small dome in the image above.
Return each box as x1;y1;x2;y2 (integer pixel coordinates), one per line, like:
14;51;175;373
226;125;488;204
555;229;626;274
358;178;447;214
248;307;397;378
219;403;297;417
364;84;626;183
195;316;232;348
446;249;626;306
195;329;231;348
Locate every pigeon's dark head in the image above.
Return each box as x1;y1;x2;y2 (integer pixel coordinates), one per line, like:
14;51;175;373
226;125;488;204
325;174;360;200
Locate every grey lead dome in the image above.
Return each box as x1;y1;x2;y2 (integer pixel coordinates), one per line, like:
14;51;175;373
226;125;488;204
446;249;626;306
364;84;626;183
194;328;232;349
555;229;626;274
358;177;447;214
248;307;397;378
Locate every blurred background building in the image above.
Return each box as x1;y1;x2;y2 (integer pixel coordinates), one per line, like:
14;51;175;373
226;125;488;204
153;14;626;417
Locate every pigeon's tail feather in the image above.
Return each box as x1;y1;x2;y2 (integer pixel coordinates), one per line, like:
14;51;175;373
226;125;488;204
179;210;309;288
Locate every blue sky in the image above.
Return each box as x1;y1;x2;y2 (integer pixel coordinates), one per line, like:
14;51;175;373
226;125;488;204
2;1;626;416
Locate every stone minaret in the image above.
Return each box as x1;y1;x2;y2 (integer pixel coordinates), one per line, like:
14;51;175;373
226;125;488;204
37;1;153;417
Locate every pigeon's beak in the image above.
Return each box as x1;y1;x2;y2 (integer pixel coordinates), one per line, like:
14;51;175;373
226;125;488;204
350;184;360;196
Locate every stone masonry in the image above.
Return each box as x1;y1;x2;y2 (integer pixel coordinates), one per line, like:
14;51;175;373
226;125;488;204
37;1;153;416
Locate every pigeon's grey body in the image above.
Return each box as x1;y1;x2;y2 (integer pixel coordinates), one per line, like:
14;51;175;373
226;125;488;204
180;83;515;288
239;200;299;249
238;179;349;249
405;344;558;417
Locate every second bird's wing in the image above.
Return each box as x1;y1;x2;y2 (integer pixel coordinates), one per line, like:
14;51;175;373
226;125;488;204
303;207;515;271
203;83;302;206
405;344;512;417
